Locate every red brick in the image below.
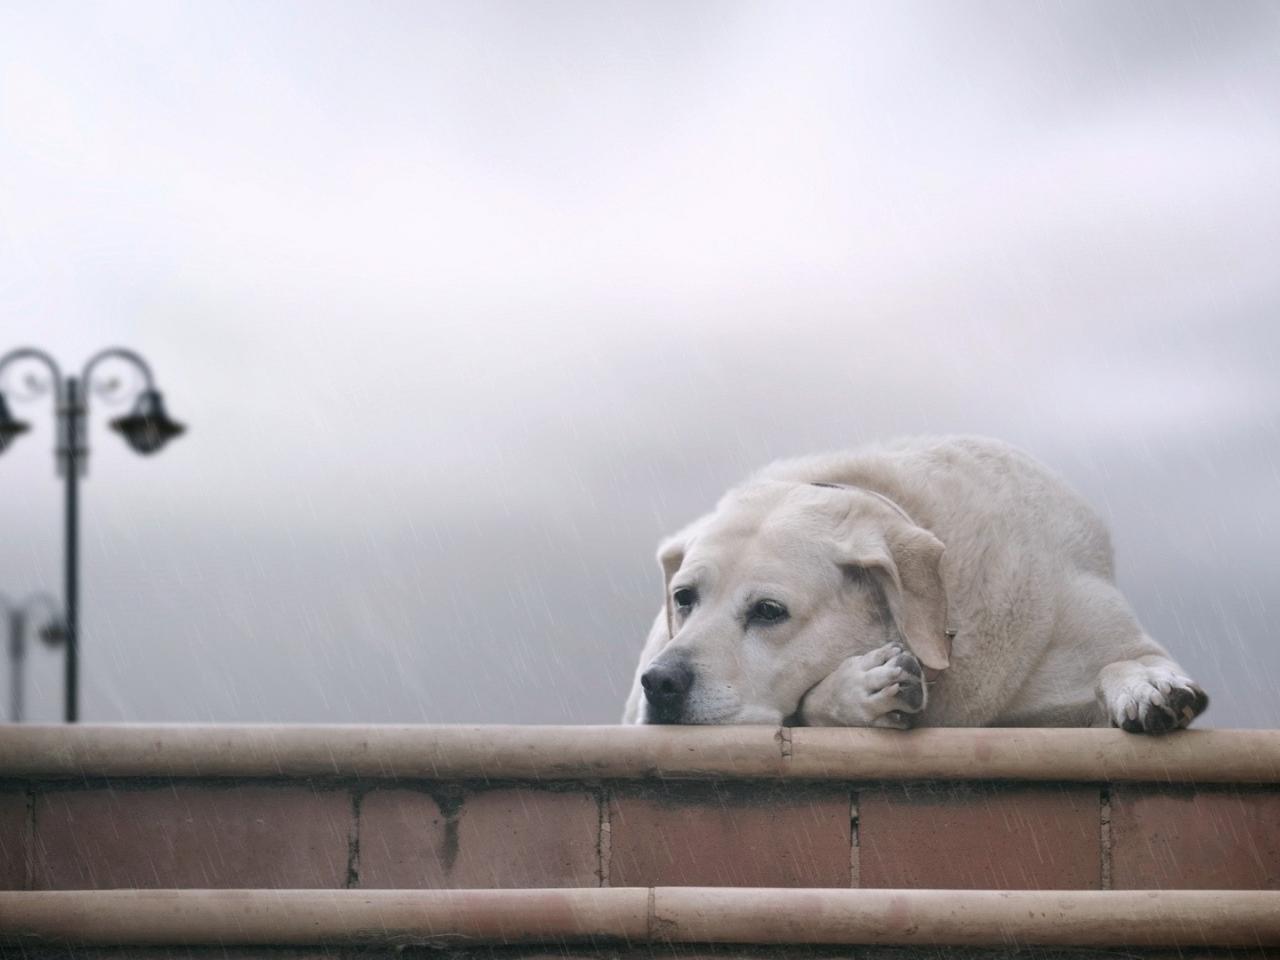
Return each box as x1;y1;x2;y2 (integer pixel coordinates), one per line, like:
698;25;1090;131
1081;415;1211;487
356;788;446;887
33;784;354;889
358;787;600;888
608;783;850;887
1111;786;1280;889
0;789;28;889
858;784;1100;889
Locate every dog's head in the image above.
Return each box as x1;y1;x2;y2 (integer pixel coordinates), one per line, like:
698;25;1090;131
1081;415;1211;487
640;480;949;724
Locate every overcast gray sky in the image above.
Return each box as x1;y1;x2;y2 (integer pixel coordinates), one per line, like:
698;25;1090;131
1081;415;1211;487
1;1;1277;726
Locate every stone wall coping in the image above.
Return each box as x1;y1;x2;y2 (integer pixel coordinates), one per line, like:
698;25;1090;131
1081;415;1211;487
3;724;1279;782
3;887;1279;947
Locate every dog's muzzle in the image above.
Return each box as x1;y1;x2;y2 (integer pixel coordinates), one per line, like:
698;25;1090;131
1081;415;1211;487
641;656;694;724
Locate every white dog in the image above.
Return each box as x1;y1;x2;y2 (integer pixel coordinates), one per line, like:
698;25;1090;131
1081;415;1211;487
623;436;1207;733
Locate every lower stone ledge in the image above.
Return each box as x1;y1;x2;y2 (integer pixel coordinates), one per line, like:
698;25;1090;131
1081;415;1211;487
2;888;1279;950
7;949;1279;960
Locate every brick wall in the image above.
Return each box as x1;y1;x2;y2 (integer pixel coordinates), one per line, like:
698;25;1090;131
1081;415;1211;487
2;727;1279;957
3;776;1277;892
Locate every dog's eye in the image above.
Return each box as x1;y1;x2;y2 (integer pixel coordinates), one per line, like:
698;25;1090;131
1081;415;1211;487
749;599;788;624
672;587;697;611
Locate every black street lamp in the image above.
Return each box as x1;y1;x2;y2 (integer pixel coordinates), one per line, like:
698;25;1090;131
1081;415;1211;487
0;592;63;723
0;347;186;722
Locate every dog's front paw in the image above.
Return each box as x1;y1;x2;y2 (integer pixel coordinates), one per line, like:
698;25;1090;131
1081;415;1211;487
860;642;928;729
1103;664;1209;734
801;642;927;729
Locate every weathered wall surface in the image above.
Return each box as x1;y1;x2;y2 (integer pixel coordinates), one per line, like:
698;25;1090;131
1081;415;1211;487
4;778;1278;891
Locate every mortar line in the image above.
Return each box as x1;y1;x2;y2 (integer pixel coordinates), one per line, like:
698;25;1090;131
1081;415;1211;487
597;787;612;887
1099;785;1112;891
850;790;860;888
345;789;362;890
24;784;35;891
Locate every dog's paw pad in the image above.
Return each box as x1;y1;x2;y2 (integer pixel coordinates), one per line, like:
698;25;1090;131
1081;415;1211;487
895;675;925;710
1165;682;1209;722
892;651;923;678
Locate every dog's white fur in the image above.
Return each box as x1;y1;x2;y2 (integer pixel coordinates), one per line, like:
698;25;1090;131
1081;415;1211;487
623;436;1207;732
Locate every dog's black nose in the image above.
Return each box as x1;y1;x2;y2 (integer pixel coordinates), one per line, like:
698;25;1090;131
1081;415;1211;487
641;658;693;722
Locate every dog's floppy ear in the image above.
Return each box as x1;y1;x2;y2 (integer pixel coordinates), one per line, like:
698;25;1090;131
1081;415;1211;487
842;520;950;671
656;515;710;639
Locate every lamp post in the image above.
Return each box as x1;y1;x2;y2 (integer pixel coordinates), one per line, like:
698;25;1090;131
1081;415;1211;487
0;347;186;723
0;592;63;723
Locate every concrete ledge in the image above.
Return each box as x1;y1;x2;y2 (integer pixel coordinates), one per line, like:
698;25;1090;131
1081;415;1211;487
3;888;1279;948
3;724;1280;781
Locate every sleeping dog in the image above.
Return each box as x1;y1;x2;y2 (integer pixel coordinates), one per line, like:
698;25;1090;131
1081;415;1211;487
624;436;1207;732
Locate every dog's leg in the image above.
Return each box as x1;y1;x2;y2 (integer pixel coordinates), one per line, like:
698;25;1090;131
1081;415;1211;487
1066;575;1209;733
798;643;926;729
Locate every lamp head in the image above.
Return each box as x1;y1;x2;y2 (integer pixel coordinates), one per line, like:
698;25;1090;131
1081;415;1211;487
0;393;31;454
109;390;186;454
39;619;67;648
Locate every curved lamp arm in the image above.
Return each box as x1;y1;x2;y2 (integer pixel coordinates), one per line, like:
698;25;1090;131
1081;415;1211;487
81;347;157;407
0;348;64;405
